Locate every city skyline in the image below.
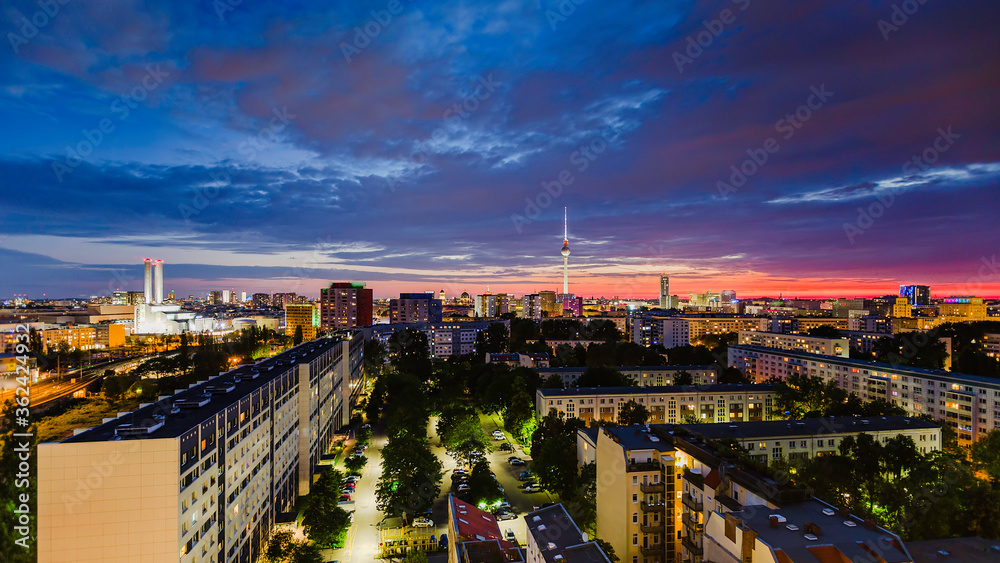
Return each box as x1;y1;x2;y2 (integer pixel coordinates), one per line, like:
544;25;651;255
2;1;999;299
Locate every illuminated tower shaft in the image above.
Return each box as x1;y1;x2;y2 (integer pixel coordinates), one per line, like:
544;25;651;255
143;259;153;304
561;207;570;294
154;260;164;304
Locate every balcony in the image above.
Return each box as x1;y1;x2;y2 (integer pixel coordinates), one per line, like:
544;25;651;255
640;523;664;533
682;536;704;556
640;545;664;557
681;494;703;512
641;482;665;493
682;468;704;488
641;501;666;512
627;460;663;472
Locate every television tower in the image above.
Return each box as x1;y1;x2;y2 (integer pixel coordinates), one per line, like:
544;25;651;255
561;207;570;294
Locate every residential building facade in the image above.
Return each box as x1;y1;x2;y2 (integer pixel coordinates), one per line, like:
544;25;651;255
319;282;373;329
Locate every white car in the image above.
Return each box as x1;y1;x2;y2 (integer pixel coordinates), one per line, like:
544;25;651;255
412;517;434;528
492;430;504;440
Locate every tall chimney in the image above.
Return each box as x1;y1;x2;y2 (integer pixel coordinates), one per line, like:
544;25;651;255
143;259;153;304
154;260;164;304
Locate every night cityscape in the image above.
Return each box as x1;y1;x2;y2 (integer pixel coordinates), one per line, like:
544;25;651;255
1;1;999;563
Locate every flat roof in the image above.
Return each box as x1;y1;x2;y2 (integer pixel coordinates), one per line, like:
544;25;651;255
524;504;610;563
731;499;910;563
536;365;716;373
61;335;352;443
603;426;674;453
676;415;939;440
731;345;1000;387
906;536;1000;562
538;383;775;398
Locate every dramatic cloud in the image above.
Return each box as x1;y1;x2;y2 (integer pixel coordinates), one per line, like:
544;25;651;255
1;0;998;298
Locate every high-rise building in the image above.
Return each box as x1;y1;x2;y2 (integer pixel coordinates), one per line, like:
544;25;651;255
561;207;571;294
900;284;931;306
252;293;272;308
659;274;670;309
320;282;373;329
38;336;364;563
474;291;512;318
539;289;559;317
389;292;443;323
438;289;446;302
520;293;542;320
285;302;320;340
208;290;223;305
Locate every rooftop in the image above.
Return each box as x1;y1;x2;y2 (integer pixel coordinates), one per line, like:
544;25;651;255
449;494;520;559
906;536;1000;563
731;499;911;563
538;383;775;397
536;365;716;373
524;504;610;563
677;416;939;440
603;425;675;453
61;335;352;443
731;345;1000;388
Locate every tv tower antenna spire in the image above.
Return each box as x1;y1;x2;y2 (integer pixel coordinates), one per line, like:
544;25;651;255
560;207;570;294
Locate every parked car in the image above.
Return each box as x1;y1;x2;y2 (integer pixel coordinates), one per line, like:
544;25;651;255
499;443;513;452
523;484;542;493
457;484;470;493
452;468;468;475
496;510;516;521
505;530;516;542
344;476;358;484
339;493;352;502
348;473;362;480
492;430;504;440
518;471;532;481
412;517;434;528
508;457;525;466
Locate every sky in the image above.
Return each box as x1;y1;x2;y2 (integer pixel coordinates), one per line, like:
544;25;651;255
1;0;998;300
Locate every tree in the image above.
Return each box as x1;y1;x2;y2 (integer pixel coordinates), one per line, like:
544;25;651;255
593;538;619;563
301;467;352;548
401;551;428;563
344;455;368;474
263;529;324;563
530;409;585;497
377;434;443;517
806;325;842;338
576;366;631;387
388;328;432;378
0;401;37;563
438;408;490;468
718;366;749;384
101;371;127;404
873;334;948;370
673;370;693;386
770;374;848;418
178;332;191;371
468;460;503;507
617;400;649;426
971;429;1000;483
588;319;622;342
542;373;564;389
293;325;304;346
475;322;510;355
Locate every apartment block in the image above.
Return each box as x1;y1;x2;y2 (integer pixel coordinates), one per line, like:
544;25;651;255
595;427;677;563
319;282;373;329
535;384;776;424
389;292;443;323
37;333;364;563
535;365;717;387
737;331;848;358
361;320;508;358
284;302;319;340
678;415;942;462
594;425;913;563
729;344;1000;444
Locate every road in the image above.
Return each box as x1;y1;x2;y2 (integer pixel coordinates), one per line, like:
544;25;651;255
329;412;557;561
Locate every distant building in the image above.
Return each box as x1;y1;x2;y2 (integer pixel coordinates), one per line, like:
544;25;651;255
524;504;612;563
938;296;988;321
520;294;542;320
539;290;560;317
475;292;513;318
320;282;373;329
486;352;550;369
536;365;717;387
737;330;848;358
362;319;508;358
252;292;272;308
659;274;670;309
285;302;320;340
389;292;443;323
900;284;931;306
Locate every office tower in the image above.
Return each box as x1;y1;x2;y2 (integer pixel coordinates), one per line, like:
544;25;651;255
561;207;571;294
389;292;443;323
153;259;164;304
900;284;931;306
438;289;446;302
208;290;223;305
659;274;669;309
320;282;374;329
252;293;272;308
143;258;153;304
539;290;559;317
